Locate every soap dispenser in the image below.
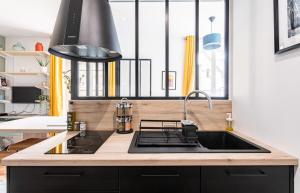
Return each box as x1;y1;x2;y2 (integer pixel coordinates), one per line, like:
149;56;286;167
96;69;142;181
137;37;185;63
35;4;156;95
225;113;233;132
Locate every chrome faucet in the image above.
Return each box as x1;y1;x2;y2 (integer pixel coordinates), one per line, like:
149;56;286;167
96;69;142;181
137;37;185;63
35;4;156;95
183;90;213;120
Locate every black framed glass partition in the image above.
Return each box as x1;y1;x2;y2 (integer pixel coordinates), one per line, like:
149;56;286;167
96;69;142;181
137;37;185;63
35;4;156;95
71;0;229;100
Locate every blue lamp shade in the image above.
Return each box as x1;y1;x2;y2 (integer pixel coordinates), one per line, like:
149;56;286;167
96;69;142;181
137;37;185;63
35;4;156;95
203;33;221;50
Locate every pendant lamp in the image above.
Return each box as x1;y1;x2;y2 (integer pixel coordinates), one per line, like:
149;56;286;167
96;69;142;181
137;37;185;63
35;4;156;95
203;16;221;50
49;0;121;62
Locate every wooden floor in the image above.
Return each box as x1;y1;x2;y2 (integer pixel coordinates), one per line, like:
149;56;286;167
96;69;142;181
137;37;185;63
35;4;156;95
0;167;6;192
0;167;5;181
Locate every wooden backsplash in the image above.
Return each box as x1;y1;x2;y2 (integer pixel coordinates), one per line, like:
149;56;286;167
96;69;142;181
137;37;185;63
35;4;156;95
69;100;232;131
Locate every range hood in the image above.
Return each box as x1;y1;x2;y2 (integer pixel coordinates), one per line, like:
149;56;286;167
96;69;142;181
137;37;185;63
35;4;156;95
49;0;121;62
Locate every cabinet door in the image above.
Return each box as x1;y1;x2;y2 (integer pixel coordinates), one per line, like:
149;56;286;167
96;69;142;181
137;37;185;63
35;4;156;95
201;166;292;193
8;167;119;193
120;167;200;193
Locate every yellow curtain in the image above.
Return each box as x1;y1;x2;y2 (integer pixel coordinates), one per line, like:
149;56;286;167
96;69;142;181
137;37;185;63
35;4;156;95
48;132;62;153
108;62;116;97
182;35;195;96
49;55;63;116
49;55;63;153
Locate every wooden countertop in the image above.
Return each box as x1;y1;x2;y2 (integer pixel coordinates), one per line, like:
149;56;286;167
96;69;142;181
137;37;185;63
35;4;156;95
1;130;298;166
0;116;67;133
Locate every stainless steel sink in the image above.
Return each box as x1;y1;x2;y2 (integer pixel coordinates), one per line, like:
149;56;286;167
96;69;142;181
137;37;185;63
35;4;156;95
197;131;270;153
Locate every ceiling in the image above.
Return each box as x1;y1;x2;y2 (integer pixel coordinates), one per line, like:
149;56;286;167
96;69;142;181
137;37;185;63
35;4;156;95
0;0;61;37
0;0;222;37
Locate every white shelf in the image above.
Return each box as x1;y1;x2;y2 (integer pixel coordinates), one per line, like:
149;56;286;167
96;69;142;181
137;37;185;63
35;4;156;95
0;87;11;90
0;51;50;58
34;85;49;90
0;100;10;104
0;72;49;76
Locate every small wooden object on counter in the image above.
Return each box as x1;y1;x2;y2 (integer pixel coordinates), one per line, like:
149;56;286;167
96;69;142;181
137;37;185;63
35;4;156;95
67;111;76;131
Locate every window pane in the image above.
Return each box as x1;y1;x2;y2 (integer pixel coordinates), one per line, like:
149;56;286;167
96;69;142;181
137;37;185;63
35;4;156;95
97;64;104;96
77;62;104;97
89;63;96;97
119;60;135;97
78;62;87;97
111;2;136;97
139;2;165;97
72;1;228;99
198;1;226;97
169;1;195;97
139;59;152;96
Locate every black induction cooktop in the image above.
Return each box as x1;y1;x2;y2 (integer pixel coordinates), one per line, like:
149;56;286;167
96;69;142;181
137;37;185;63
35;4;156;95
46;131;114;154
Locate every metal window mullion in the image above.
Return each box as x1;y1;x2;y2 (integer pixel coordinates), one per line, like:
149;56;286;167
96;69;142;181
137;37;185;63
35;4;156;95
195;0;200;97
71;61;78;100
165;0;169;97
116;60;121;96
150;59;152;96
224;0;230;99
135;0;139;97
129;60;132;96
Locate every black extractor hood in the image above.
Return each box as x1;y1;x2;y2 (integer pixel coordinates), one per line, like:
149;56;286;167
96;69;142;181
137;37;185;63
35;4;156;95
49;0;121;62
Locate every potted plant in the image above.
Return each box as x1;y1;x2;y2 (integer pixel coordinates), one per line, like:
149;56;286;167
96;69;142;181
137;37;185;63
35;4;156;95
37;94;49;115
35;57;49;74
37;94;49;103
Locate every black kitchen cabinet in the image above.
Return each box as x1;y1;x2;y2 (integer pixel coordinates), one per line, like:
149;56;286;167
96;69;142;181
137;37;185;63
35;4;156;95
7;166;294;193
120;167;200;193
201;166;293;193
8;167;119;193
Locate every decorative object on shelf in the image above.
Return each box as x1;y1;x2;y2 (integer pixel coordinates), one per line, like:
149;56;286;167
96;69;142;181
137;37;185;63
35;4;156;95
35;57;49;74
162;71;177;90
274;0;300;53
19;67;26;73
41;82;48;89
35;42;44;51
115;98;133;134
12;42;25;51
203;16;221;50
0;77;8;87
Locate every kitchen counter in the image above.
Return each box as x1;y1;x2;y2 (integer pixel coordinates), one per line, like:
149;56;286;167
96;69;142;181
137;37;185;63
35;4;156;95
0;116;67;133
2;130;298;166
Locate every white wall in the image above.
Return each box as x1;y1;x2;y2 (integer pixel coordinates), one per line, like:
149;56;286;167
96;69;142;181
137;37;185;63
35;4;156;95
232;0;300;192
